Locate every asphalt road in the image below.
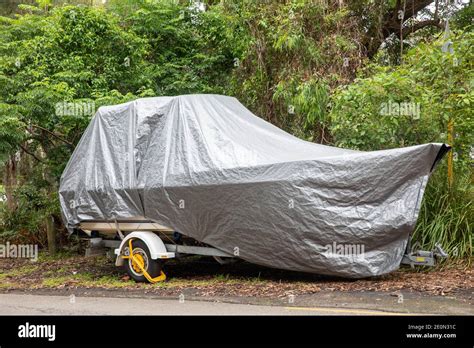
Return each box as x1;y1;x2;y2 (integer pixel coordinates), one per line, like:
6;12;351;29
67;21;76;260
0;294;420;316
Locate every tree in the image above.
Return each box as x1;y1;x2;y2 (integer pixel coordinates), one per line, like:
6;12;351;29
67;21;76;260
0;1;241;244
219;0;470;140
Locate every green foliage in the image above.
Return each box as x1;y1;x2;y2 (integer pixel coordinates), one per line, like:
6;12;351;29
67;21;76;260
109;0;238;95
452;3;474;30
225;0;364;140
0;184;58;245
0;114;26;162
330;68;438;149
0;5;149;170
413;168;472;259
330;29;473;161
274;78;330;140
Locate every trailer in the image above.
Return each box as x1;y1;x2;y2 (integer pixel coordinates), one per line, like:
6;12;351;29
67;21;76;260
79;218;234;282
78;217;448;283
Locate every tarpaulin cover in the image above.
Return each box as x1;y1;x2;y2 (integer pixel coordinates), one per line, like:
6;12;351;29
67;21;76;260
59;94;449;278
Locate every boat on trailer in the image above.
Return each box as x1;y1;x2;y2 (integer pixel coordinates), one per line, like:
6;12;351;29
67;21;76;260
60;94;450;282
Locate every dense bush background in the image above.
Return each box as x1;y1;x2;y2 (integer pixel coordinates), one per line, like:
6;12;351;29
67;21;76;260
0;0;472;259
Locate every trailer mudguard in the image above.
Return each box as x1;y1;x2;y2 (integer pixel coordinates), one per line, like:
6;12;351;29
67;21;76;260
115;231;175;266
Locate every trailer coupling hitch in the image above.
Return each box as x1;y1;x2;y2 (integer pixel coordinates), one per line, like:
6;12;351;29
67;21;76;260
401;242;448;268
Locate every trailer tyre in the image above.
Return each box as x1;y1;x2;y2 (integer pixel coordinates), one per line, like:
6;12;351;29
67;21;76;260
124;239;162;282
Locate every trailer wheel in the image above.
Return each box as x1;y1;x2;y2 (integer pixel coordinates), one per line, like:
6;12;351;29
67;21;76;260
124;239;162;282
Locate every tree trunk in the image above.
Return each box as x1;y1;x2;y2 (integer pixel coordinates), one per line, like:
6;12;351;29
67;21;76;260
363;0;440;58
3;155;18;212
18;144;33;185
45;215;57;255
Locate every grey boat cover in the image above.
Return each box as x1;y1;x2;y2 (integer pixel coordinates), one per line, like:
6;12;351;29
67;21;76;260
59;94;449;278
